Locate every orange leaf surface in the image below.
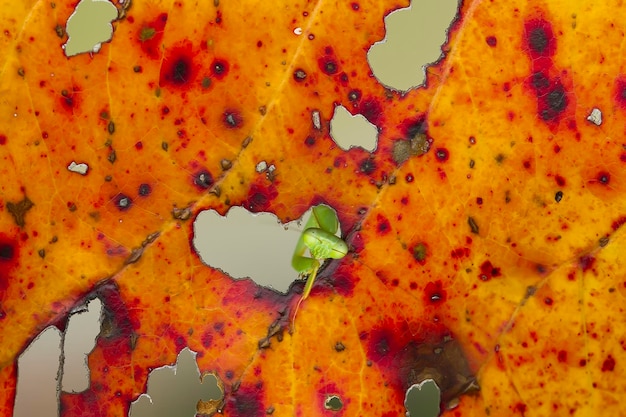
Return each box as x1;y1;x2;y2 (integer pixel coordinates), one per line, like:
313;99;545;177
1;0;626;416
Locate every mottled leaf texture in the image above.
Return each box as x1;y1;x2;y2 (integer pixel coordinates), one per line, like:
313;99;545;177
1;0;625;416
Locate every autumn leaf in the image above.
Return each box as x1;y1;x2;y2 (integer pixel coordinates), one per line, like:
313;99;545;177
1;0;626;416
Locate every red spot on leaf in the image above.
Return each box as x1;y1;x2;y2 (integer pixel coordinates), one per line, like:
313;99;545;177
554;175;566;186
0;234;18;293
326;265;356;297
244;184;278;213
359;158;376;175
513;402;527;415
479;260;501;281
225;383;265;417
614;76;626;110
59;86;81;114
424;280;447;304
96;283;136;364
524;19;556;61
435;148;449;162
363;318;470;406
602;355;616;372
596;171;610;185
377;215;390;235
138;13;167;59
358;97;383;125
318;55;338;75
450;247;470;259
0;134;6;145
159;41;199;89
399;115;428;139
211;59;229;79
579;255;595;272
612;216;626;231
535;78;568;123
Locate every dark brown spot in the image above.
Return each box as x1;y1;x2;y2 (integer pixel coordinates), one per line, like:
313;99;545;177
468;217;479;234
194;171;214;189
538;82;568;122
545;87;567;116
211;59;229;79
7;197;34;227
348;89;361;101
377;215;390;235
524;19;555;58
531;71;550;91
0;244;14;261
412;242;427;263
114;194;132;211
293;68;307;81
55;24;65;38
435;148;449;162
555;191;563;202
424;280;446;304
359;158;376;175
138;183;152;196
223;111;243;128
528;27;548;54
318;55;338;75
597;171;610;185
171;59;189;84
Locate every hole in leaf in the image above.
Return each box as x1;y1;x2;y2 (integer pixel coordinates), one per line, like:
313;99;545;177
129;348;224;417
324;395;343;411
329;105;378;152
404;379;441;417
192;205;343;294
62;0;118;57
61;298;103;393
367;0;459;91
